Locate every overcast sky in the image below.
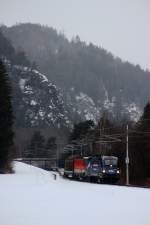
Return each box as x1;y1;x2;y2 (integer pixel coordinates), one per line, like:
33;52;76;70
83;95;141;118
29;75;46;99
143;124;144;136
0;0;150;70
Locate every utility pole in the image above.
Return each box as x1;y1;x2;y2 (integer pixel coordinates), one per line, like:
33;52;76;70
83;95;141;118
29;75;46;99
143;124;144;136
80;144;83;156
126;124;129;185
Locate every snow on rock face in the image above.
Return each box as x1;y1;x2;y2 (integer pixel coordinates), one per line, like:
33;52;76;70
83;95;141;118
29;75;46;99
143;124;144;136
124;102;142;121
39;109;45;118
75;92;94;104
7;60;143;128
19;78;26;91
0;162;150;225
32;69;48;82
101;85;142;121
7;63;72;128
65;86;142;124
103;96;116;112
74;92;100;122
30;100;37;106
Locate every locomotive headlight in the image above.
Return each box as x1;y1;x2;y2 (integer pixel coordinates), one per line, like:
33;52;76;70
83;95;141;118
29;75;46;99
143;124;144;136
102;169;106;173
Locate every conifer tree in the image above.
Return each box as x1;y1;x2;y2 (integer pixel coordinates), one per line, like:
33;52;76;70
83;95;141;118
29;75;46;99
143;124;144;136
27;131;45;158
0;60;14;173
140;103;150;131
137;103;150;177
70;120;94;141
45;137;57;158
130;102;150;184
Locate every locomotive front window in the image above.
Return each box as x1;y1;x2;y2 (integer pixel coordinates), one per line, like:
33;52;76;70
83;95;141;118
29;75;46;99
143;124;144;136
104;159;117;166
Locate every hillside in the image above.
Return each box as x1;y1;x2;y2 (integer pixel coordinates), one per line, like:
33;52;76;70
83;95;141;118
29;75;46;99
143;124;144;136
2;23;150;121
0;161;150;225
0;29;73;128
0;28;108;131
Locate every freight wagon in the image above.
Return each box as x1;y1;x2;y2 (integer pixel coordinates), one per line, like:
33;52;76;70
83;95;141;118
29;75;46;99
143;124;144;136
64;158;87;179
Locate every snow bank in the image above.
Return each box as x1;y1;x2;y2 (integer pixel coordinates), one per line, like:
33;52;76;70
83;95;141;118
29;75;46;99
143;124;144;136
0;162;150;225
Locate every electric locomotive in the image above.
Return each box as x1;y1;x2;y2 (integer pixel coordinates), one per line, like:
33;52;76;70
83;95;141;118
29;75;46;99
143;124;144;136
64;155;120;183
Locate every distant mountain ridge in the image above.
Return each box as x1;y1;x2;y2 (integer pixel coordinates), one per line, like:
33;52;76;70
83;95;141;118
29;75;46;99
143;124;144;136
1;23;150;122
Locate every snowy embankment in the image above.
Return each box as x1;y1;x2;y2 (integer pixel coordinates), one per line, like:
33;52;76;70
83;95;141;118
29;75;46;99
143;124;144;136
0;162;150;225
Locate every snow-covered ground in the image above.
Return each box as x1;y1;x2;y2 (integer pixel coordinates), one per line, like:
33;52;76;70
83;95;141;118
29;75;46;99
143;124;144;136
0;162;150;225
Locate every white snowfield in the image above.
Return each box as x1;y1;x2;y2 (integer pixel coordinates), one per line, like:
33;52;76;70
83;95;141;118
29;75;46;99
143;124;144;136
0;162;150;225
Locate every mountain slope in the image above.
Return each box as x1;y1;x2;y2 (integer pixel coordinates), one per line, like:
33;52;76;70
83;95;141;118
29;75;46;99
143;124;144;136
0;28;105;136
8;63;71;128
0;30;72;129
2;23;150;121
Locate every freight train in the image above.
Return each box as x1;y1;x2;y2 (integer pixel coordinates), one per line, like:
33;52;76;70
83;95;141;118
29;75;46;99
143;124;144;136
64;155;120;183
